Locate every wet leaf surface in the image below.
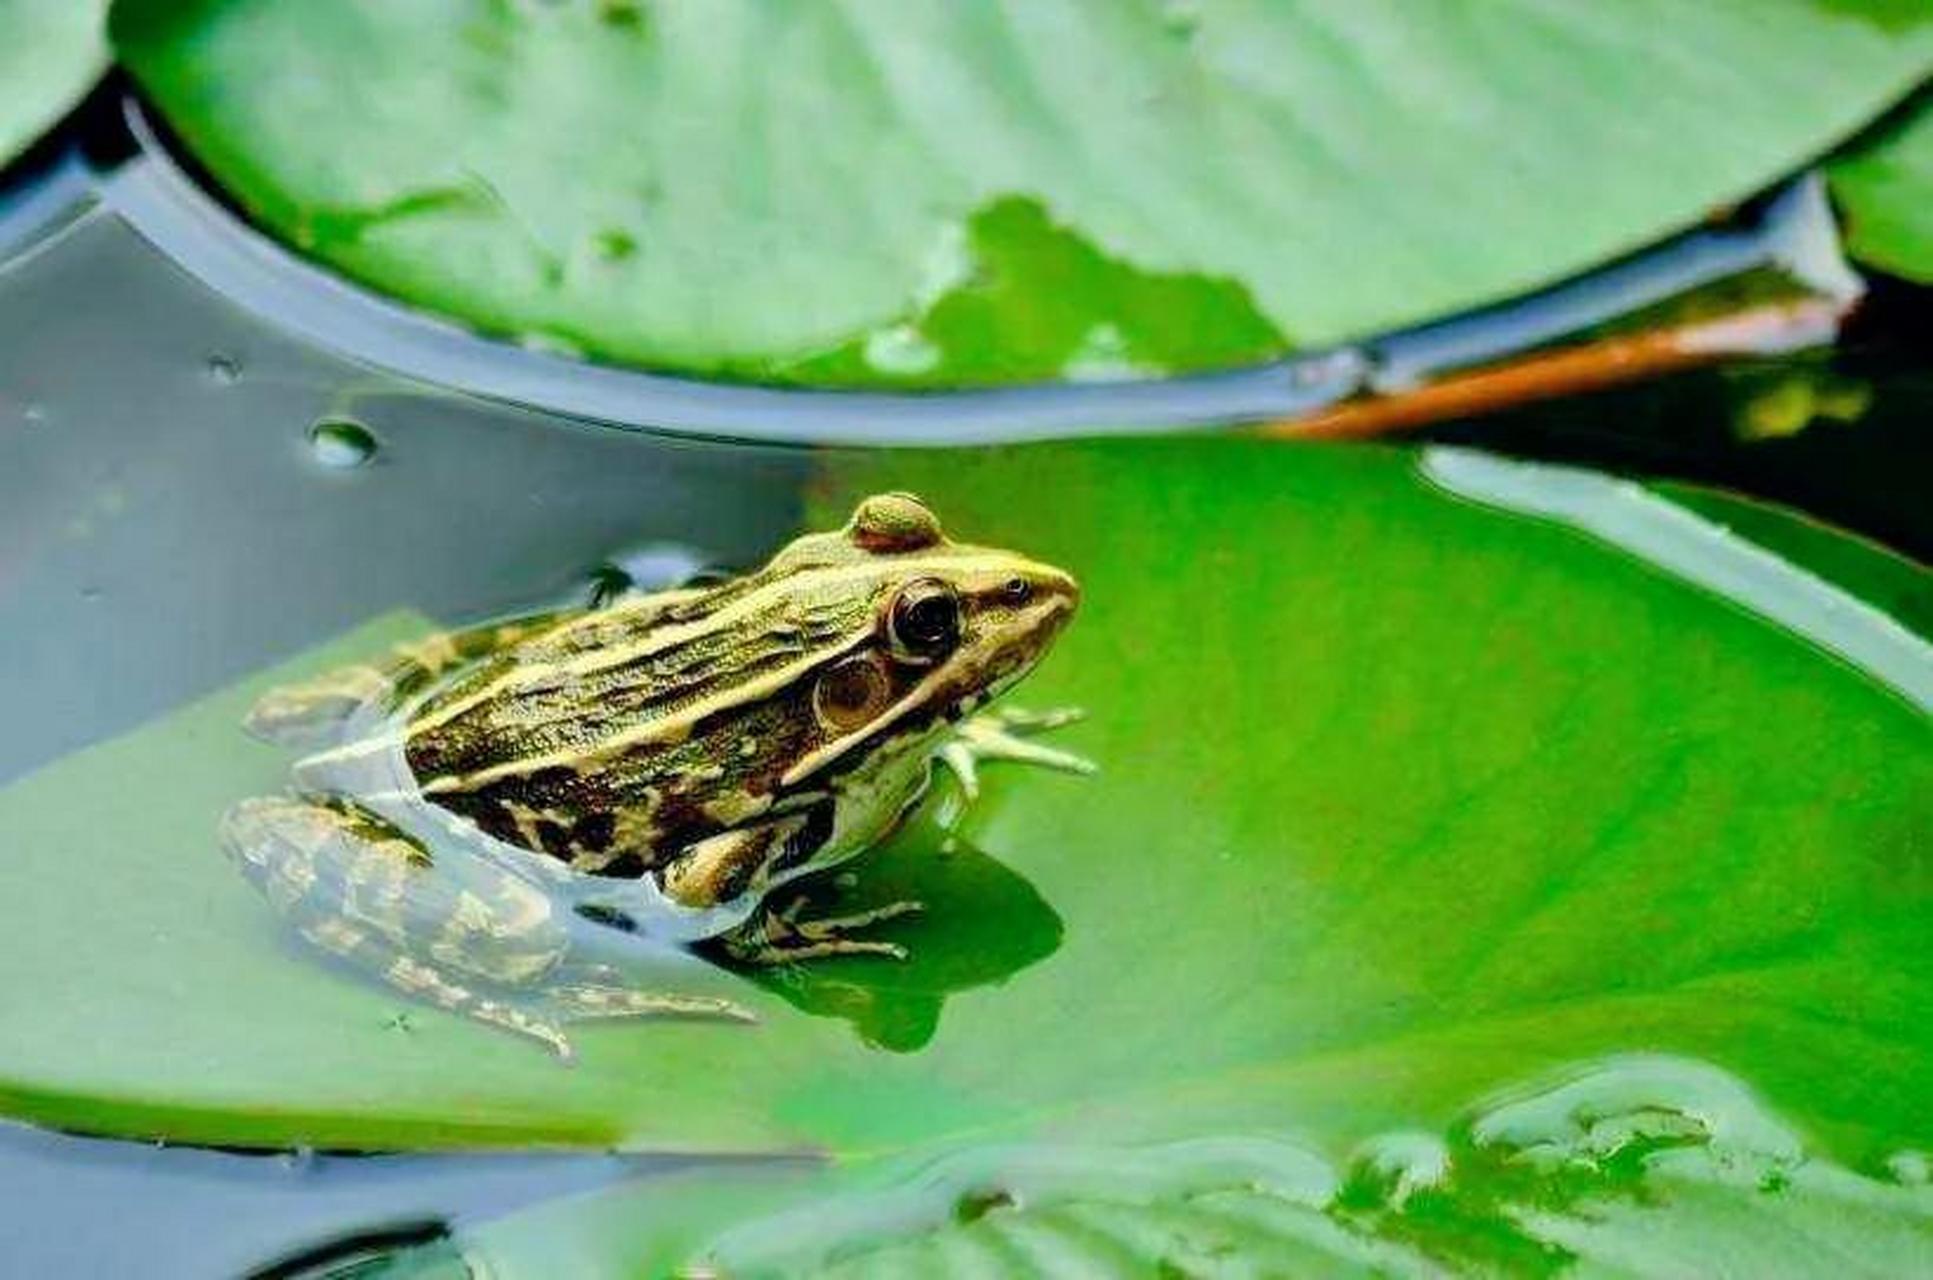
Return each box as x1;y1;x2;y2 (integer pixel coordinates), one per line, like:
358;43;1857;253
112;0;1933;387
0;441;1923;1181
463;1057;1933;1277
0;0;107;168
1833;93;1933;283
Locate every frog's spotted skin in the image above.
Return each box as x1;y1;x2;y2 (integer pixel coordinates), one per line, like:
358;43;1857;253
243;612;570;749
222;494;1090;1057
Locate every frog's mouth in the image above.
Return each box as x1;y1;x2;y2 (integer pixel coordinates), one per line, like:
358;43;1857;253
780;568;1078;789
968;601;1075;707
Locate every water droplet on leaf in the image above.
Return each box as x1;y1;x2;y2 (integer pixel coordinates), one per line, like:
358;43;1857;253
308;418;379;470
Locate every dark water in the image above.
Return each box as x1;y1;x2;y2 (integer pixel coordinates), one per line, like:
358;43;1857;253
0;210;809;785
1424;276;1933;563
0;1121;728;1277
0;116;812;1276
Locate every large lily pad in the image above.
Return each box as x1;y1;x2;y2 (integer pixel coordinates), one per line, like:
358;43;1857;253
111;0;1933;387
0;440;1924;1170
0;0;107;168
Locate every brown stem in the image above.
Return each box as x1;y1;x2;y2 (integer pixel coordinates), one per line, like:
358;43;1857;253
1256;297;1852;442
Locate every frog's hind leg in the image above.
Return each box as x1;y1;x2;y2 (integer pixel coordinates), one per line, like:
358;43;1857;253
242;612;572;747
543;973;757;1025
220;795;580;1054
220;795;746;1060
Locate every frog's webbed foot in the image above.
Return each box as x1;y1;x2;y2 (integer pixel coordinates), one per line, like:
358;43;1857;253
243;664;399;747
242;612;572;747
722;895;924;966
936;706;1096;804
220;795;749;1061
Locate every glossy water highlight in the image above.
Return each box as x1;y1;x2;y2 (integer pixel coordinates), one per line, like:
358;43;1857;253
462;1055;1933;1276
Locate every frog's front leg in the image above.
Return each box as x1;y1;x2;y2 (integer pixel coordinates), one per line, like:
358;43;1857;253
220;795;748;1060
243;611;573;747
648;817;922;966
936;706;1096;803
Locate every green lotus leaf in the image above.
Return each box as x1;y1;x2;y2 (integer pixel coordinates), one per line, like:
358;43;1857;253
110;0;1933;387
1833;94;1933;282
0;441;1923;1180
0;0;107;168
459;1056;1933;1277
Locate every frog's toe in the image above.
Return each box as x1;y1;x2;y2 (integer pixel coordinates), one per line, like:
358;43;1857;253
242;665;395;746
938;706;1096;802
987;705;1088;732
545;984;756;1025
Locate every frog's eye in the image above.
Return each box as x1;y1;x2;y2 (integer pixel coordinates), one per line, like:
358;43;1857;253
1002;577;1032;605
813;654;891;731
886;578;960;665
849;492;943;553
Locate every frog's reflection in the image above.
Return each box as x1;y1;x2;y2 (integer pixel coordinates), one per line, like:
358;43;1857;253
704;815;1062;1053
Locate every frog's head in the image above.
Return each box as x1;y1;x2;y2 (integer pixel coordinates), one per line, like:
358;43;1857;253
770;493;1080;788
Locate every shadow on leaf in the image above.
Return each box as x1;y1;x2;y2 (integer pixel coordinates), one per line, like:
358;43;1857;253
706;817;1063;1053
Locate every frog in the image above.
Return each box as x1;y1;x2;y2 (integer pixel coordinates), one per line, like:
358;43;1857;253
220;493;1091;1059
